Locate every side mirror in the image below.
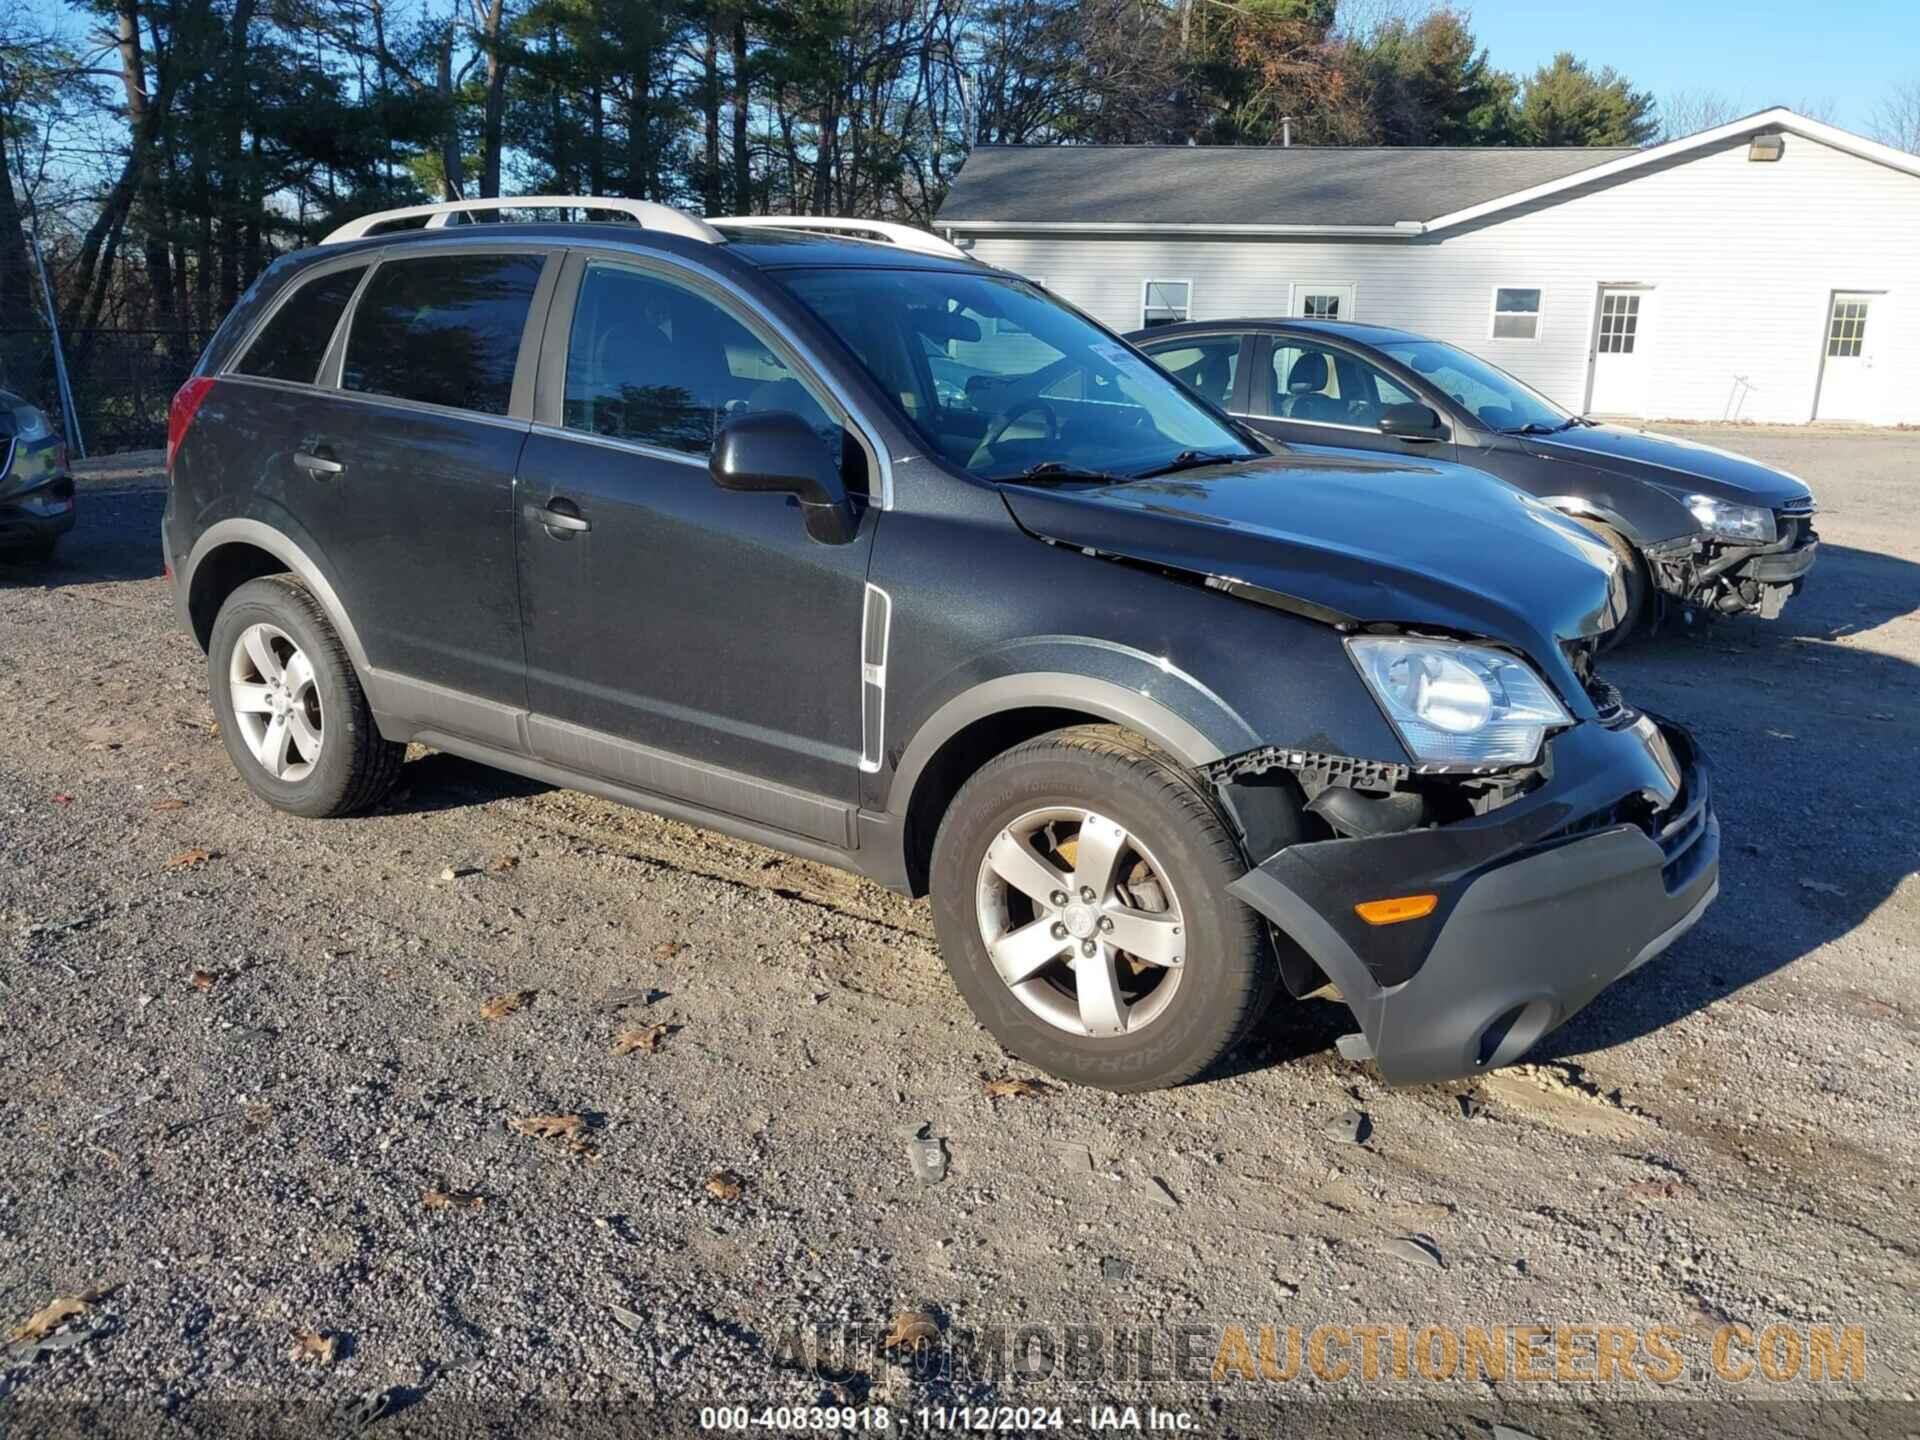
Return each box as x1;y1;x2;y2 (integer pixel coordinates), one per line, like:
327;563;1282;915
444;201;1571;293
1377;402;1446;442
709;410;858;544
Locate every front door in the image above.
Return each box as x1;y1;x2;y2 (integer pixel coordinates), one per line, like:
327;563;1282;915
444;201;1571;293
1292;284;1355;321
1815;291;1884;422
1587;286;1652;417
515;254;875;821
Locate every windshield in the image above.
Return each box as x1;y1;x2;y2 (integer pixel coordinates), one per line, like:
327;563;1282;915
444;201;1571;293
1378;339;1574;433
776;269;1258;481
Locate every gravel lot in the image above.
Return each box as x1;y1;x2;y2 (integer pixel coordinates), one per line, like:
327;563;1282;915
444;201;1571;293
2;428;1917;1434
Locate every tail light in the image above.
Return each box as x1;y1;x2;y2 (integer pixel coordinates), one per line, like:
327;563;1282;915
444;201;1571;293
167;377;216;474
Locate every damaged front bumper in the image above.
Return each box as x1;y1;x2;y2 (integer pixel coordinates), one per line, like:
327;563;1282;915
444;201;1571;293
1647;506;1818;621
1227;715;1719;1085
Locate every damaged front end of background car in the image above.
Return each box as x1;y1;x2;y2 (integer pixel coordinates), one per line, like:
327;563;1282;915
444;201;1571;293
1642;492;1819;622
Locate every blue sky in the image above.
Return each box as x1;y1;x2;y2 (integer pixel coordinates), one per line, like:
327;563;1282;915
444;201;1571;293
1469;0;1919;132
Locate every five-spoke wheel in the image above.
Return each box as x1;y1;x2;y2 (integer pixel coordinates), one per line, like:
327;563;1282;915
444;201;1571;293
228;622;324;781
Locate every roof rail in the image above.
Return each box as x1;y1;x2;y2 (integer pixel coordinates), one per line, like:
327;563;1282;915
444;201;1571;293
710;215;970;260
321;195;722;246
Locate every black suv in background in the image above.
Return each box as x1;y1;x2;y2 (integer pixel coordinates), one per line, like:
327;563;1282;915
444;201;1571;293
165;198;1719;1091
1131;319;1819;643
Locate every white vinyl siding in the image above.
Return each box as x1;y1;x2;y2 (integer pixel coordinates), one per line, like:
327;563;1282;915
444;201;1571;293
966;134;1920;425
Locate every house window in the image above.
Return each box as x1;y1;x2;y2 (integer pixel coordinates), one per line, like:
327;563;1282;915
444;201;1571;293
1141;280;1191;329
1827;298;1868;358
1597;292;1640;354
1491;287;1542;340
1300;293;1342;320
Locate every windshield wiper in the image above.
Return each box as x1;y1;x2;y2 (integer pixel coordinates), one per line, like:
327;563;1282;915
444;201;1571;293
1132;449;1257;479
1502;419;1579;435
1003;461;1126;485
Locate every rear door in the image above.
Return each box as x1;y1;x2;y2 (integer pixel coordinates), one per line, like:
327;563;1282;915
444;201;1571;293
1245;333;1456;462
514;252;876;820
287;246;554;715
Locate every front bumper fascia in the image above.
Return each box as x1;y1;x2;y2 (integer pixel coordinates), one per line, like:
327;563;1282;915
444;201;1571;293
1228;716;1719;1085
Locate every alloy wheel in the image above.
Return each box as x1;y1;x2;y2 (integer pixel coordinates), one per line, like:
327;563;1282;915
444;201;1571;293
228;622;323;782
974;806;1186;1037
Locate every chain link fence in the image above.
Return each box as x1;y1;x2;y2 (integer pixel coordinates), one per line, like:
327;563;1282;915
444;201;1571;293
0;327;202;455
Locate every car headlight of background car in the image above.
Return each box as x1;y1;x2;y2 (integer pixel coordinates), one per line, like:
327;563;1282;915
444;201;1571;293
10;403;54;443
1686;493;1776;544
1347;637;1571;766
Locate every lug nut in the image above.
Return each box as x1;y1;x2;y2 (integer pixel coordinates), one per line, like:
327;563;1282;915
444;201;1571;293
1080;940;1096;957
1098;916;1114;932
1050;891;1068;907
1051;922;1068;940
1079;886;1096;903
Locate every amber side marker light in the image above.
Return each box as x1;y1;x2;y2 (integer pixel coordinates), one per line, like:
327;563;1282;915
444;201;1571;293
1355;894;1438;925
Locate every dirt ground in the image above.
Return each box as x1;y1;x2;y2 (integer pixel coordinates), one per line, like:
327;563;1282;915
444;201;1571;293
2;428;1916;1436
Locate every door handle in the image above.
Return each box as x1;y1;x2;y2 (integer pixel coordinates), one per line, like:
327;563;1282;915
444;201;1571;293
525;501;591;534
293;449;344;477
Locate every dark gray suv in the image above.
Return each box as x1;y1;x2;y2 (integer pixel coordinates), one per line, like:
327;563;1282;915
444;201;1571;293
164;198;1719;1091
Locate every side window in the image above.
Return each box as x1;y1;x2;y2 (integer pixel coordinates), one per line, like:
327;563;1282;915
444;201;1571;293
236;266;366;384
342;252;543;415
1140;336;1240;408
562;262;839;460
1267;343;1415;425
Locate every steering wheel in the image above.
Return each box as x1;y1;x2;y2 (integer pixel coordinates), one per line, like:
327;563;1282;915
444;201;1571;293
981;399;1060;451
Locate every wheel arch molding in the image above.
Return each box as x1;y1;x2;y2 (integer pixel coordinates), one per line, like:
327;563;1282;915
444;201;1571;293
180;516;371;675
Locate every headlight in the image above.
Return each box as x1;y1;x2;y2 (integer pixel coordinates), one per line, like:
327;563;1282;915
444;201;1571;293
1686;494;1775;544
1347;637;1571;766
11;404;52;443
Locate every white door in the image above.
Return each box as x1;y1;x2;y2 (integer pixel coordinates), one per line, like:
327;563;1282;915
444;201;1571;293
1588;286;1652;416
1815;292;1884;422
1292;284;1355;321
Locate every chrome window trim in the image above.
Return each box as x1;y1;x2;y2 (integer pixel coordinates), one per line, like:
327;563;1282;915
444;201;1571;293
528;421;707;469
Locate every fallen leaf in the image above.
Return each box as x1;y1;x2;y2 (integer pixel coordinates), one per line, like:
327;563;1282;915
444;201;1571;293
509;1114;585;1141
1798;878;1844;897
422;1188;486;1211
1624;1179;1690;1202
611;1023;672;1056
1383;1234;1445;1269
150;798;190;812
166;847;216;870
655;940;684;960
704;1169;744;1202
9;1297;86;1344
289;1330;338;1366
481;990;536;1021
50;794;74;807
981;1075;1053;1100
880;1309;939;1351
1765;729;1795;740
244;1103;272;1129
488;854;519;873
190;969;220;991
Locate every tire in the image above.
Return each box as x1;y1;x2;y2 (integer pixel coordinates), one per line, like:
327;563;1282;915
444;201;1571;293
0;536;58;564
207;575;404;818
929;724;1273;1092
1575;519;1650;650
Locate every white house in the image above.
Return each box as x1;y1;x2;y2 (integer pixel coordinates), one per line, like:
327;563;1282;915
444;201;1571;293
934;109;1920;427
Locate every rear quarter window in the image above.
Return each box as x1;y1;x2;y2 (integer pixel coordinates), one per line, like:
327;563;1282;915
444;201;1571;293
234;266;367;384
342;252;544;415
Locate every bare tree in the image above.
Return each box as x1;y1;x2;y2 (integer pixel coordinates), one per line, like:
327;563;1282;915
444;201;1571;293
1658;88;1740;141
1873;78;1920;154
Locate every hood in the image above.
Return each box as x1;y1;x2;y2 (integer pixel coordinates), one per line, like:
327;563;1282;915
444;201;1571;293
1522;423;1813;508
1000;452;1622;695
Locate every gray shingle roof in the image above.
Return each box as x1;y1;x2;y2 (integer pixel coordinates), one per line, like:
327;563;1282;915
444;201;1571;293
935;144;1640;228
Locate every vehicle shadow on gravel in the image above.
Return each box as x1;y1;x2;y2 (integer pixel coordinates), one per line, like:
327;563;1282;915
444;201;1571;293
381;750;555;813
1531;539;1920;1066
0;487;167;588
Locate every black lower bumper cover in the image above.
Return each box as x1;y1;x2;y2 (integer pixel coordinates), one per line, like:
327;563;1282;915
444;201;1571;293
1229;716;1720;1085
